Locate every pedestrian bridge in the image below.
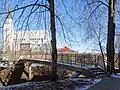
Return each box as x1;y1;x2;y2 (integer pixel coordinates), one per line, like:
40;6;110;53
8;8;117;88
19;59;96;77
0;58;110;86
19;59;110;78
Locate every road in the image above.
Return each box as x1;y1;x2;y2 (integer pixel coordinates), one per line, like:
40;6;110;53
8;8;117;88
88;77;120;90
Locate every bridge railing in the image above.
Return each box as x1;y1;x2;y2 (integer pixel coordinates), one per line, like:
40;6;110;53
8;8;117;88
17;52;107;68
57;53;105;68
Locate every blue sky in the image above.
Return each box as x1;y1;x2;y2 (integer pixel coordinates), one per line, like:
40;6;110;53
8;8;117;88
0;0;120;53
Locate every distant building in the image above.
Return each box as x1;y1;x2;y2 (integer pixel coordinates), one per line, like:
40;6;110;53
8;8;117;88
58;46;76;53
3;8;51;54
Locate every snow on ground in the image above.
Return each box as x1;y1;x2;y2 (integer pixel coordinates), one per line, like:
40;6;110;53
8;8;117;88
0;78;102;90
32;59;50;62
0;82;43;90
111;73;120;78
0;59;102;90
76;79;101;90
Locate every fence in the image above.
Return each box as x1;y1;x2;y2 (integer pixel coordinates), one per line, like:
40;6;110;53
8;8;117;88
57;53;105;67
18;52;106;67
3;51;119;68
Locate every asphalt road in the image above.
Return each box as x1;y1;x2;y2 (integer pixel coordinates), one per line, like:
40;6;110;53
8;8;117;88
88;77;120;90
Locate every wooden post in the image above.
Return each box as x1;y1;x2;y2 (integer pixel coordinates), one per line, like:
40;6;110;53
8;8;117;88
97;55;100;66
84;53;85;66
28;65;32;80
118;51;120;71
28;62;32;80
57;68;65;80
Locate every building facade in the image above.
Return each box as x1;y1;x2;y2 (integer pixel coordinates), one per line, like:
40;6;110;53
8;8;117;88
3;10;51;54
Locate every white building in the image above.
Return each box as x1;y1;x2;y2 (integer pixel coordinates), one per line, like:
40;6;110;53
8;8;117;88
3;10;14;52
3;9;51;53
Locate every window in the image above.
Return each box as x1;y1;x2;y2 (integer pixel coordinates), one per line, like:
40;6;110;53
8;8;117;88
41;38;43;43
37;44;40;46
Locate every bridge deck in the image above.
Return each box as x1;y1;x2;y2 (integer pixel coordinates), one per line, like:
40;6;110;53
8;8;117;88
19;59;96;78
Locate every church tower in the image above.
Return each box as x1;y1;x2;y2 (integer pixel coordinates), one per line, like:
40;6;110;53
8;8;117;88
3;7;14;52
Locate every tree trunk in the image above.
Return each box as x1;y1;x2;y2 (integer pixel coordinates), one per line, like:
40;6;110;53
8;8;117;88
118;49;120;71
48;0;58;81
107;0;116;73
99;41;106;70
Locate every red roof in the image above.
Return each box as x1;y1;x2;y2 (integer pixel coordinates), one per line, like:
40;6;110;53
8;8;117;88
58;46;75;53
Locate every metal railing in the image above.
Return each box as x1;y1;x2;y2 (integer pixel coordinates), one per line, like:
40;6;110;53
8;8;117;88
57;53;105;68
4;51;117;70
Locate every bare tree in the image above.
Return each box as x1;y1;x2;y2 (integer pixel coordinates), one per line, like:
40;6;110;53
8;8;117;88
73;0;108;69
75;0;117;73
107;0;116;73
0;0;58;81
48;0;57;81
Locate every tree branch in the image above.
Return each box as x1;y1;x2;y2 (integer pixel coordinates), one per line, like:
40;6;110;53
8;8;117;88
86;0;109;8
0;3;50;15
87;3;102;20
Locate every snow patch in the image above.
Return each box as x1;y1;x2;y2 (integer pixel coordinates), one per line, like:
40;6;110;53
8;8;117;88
0;82;43;90
111;73;120;78
76;79;101;90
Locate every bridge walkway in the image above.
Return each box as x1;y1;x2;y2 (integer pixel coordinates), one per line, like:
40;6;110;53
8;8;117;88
0;59;111;85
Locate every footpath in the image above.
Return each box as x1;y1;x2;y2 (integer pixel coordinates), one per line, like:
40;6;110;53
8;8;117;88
88;77;120;90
